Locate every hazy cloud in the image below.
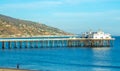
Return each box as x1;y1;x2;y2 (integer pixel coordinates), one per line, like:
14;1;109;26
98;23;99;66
53;10;120;20
62;0;120;4
114;17;120;20
0;1;63;9
53;12;104;17
1;0;118;9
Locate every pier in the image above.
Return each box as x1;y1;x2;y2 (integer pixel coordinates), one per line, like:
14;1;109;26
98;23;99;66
0;37;114;49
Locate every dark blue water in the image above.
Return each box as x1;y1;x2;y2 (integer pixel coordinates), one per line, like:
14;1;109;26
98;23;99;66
0;36;120;71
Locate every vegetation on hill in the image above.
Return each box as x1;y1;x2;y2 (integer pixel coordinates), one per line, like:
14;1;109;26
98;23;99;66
0;14;71;37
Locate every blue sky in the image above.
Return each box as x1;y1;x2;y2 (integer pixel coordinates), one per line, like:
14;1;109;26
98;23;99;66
0;0;120;35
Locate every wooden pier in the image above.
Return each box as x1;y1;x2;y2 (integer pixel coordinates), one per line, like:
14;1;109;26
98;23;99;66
0;37;114;49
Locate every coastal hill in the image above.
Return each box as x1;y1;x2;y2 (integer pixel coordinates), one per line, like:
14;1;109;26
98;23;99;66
0;14;71;37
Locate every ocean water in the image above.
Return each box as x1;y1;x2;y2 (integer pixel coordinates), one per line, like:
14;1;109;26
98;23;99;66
0;36;120;71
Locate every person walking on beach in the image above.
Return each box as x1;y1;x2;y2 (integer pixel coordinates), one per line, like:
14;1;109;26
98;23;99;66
17;64;19;69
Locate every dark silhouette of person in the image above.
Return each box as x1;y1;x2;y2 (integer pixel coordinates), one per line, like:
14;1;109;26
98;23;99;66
17;64;19;69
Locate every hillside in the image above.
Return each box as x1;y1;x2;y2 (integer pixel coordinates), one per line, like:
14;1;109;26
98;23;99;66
0;14;71;37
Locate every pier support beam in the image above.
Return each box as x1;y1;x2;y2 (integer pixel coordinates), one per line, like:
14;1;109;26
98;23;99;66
25;41;28;48
20;41;22;49
30;41;33;48
35;41;38;48
8;41;11;49
2;41;5;49
46;41;49;48
14;41;17;49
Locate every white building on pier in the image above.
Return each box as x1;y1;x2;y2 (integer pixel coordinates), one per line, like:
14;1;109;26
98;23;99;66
81;30;112;39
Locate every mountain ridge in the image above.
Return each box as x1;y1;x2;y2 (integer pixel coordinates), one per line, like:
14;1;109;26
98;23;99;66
0;14;72;37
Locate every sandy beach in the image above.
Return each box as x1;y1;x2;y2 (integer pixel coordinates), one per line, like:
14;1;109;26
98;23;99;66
0;68;33;71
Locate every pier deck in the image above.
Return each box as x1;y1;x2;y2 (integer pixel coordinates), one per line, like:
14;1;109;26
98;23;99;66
0;37;114;49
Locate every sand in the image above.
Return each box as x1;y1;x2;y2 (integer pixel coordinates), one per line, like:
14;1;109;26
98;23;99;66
0;68;32;71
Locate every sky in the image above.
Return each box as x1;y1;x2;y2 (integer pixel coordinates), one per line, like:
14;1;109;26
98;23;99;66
0;0;120;35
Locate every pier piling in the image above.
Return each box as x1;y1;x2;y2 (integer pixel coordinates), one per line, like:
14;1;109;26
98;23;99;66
2;41;5;49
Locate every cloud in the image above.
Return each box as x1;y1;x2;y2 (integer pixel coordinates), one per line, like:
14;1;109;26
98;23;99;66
114;17;120;20
52;10;120;21
59;0;96;5
53;12;104;17
63;0;96;4
54;10;120;16
1;0;119;10
62;0;120;5
0;1;63;9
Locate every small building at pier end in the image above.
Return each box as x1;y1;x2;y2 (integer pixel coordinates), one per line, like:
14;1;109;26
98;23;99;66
80;30;115;47
81;30;112;39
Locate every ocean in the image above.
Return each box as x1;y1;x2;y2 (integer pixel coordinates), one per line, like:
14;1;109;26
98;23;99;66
0;36;120;71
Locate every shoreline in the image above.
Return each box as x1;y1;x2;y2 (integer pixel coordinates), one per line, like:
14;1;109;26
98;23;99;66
0;68;35;71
